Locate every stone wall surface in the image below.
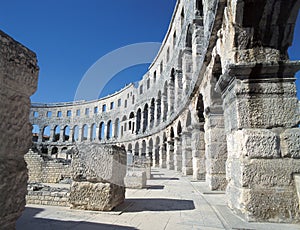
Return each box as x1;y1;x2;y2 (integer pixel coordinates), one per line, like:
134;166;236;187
0;30;38;229
69;143;126;211
25;150;71;183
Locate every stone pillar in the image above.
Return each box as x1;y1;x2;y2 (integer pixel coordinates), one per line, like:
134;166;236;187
0;30;38;229
159;145;166;168
175;70;183;108
168;81;175;116
182;127;193;176
95;126;100;141
204;107;227;191
161;93;167;122
191;124;206;180
78;127;83;142
59;129;64;142
38;128;43;143
217;62;300;222
182;49;192;96
174;137;182;172
69;128;74;143
166;137;174;170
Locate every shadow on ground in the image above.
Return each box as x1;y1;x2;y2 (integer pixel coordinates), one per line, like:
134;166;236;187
114;198;195;213
17;207;137;230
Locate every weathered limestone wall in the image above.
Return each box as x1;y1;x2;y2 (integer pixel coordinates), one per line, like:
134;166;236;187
25;150;71;183
218;63;300;222
70;144;126;211
0;30;38;229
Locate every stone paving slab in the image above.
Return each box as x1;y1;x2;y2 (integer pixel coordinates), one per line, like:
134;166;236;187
17;168;300;230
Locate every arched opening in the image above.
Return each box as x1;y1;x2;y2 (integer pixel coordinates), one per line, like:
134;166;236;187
73;125;79;142
136;108;142;134
129;112;135;133
82;124;88;141
53;125;60;142
51;147;58;158
142;140;147;157
134;142;139;156
32;124;39;142
169;69;175;113
196;0;204;17
186;24;193;48
148;138;153;165
63;126;70;142
127;143;133;153
197;94;205;123
121;116;127;137
143;104;149;132
91;123;97;141
42;126;50;142
156;91;162;125
150;98;155;128
177;121;182;136
154;137;160;167
99;122;105;140
114;118;120;138
107;120;112;139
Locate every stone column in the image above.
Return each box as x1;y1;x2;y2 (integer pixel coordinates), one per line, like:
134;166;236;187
0;30;38;229
156;98;161;126
204;107;227;191
161;93;167;122
168;81;175;116
59;129;64;142
38;128;43;143
78;127;83;142
69;128;74;143
95;126;100;141
217;62;300;222
191;123;206;180
159;145;166;168
166;137;174;170
182;49;192;97
174;136;182;172
86;126;91;141
182;127;193;176
50;128;55;142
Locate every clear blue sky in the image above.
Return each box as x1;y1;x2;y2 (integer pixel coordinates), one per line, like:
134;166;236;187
0;1;299;103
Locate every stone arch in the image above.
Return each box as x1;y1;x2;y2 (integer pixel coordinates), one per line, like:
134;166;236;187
143;104;149;132
63;125;70;142
99;122;105;140
53;125;60;142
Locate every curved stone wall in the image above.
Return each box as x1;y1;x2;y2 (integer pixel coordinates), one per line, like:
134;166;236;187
29;0;300;222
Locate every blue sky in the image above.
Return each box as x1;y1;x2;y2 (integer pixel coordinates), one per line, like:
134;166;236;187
0;1;299;102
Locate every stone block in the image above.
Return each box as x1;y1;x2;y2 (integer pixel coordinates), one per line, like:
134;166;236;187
227;129;280;159
206;173;227;191
70;181;125;211
124;171;147;189
71;143;126;186
281;128;300;158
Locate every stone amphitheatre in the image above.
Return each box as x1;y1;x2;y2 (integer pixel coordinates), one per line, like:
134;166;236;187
1;0;300;229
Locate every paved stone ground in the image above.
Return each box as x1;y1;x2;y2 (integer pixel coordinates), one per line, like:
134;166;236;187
17;168;300;230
